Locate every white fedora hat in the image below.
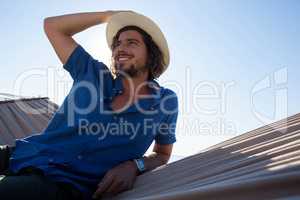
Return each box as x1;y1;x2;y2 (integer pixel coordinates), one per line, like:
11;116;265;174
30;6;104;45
106;11;170;73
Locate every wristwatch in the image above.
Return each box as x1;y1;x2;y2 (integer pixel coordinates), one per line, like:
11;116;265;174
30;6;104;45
133;158;146;174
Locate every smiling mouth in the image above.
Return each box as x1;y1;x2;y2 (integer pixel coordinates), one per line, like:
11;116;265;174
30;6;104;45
118;57;131;62
116;54;133;63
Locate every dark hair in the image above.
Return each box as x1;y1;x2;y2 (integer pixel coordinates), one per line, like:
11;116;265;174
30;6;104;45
111;26;165;80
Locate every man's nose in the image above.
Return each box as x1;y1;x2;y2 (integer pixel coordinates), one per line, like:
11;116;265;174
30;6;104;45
113;42;129;57
117;42;127;51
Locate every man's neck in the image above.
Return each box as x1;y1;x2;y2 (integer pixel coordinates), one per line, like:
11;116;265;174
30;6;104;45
121;74;150;97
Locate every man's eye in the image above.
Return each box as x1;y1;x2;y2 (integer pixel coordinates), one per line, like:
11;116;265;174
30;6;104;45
129;41;137;45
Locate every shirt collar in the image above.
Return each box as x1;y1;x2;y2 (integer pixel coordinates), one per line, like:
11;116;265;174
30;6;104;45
113;75;162;97
109;75;163;111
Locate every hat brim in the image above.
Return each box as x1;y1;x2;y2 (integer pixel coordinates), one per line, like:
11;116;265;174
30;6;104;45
106;11;170;72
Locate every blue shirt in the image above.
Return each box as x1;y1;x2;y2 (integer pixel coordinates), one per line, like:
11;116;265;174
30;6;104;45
9;45;179;199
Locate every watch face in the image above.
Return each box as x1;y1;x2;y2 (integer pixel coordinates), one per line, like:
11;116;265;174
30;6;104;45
135;158;145;172
139;159;145;171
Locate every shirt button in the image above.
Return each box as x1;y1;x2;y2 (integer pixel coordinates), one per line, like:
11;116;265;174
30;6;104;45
77;155;82;160
150;107;155;110
118;90;123;94
48;158;54;163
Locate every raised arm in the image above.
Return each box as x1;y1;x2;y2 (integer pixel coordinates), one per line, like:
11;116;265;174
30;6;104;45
43;11;117;65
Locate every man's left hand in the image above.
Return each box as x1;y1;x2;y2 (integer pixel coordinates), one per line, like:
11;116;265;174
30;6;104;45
92;160;138;199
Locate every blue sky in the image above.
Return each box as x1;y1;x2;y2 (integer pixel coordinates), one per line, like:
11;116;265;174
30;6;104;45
1;0;300;157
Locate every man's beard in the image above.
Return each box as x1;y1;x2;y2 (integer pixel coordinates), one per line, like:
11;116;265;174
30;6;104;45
115;63;148;78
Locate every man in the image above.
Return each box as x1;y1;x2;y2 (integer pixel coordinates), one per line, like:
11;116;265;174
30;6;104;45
0;11;178;200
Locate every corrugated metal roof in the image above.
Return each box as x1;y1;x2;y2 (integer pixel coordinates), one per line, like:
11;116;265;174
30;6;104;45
1;96;299;199
105;113;300;200
0;97;58;145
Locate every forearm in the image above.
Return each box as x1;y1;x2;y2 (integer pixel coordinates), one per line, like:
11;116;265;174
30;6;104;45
43;11;118;64
44;11;114;36
93;151;170;197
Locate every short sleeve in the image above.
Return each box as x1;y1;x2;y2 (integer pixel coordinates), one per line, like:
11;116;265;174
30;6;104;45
155;91;179;145
63;45;108;81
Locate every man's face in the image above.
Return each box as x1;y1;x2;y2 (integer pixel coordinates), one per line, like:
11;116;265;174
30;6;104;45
112;30;148;77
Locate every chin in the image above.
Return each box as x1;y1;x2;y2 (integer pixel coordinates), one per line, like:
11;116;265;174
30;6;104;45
117;63;134;71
